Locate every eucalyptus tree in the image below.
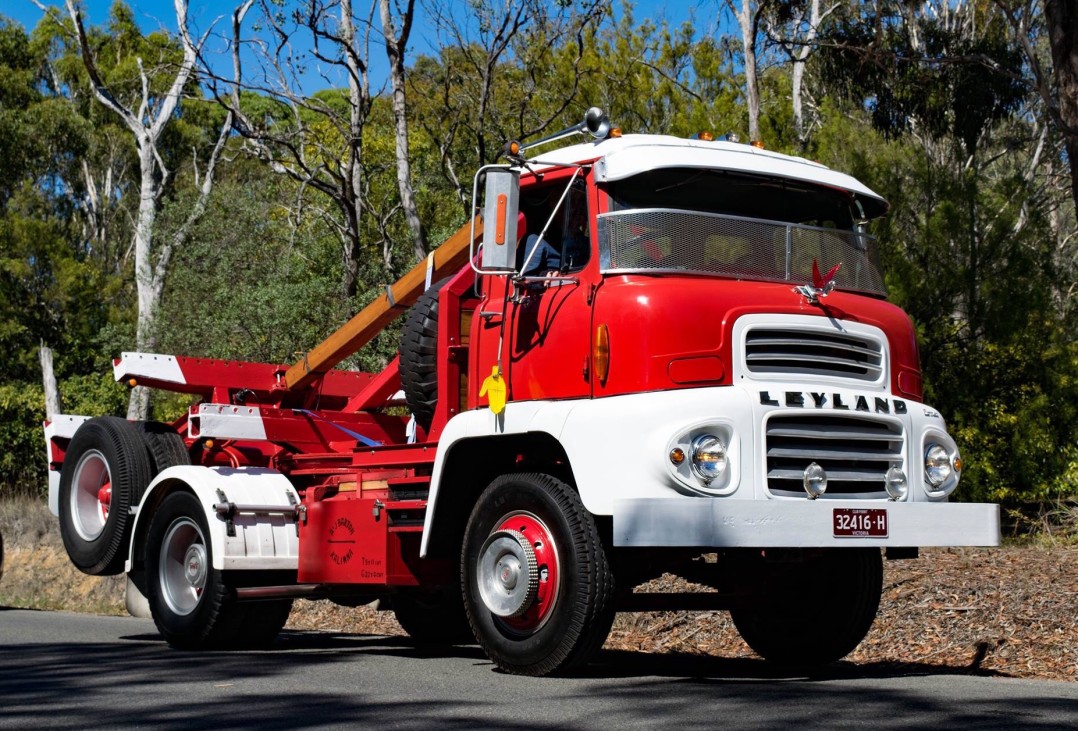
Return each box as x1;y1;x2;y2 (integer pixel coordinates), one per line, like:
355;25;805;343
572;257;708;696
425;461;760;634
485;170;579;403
50;0;232;419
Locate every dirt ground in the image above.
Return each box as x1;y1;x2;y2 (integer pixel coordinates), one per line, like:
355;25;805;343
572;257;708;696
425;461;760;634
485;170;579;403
2;497;1075;681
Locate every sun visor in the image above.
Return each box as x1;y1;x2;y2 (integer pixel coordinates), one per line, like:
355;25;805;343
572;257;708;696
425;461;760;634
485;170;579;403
593;141;888;219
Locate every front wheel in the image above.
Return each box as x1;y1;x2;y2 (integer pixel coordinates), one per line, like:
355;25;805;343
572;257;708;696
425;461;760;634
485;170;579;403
145;491;290;649
461;473;615;676
729;548;883;668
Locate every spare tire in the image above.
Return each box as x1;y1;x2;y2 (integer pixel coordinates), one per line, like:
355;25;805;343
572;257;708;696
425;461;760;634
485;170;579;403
58;416;153;576
399;279;448;431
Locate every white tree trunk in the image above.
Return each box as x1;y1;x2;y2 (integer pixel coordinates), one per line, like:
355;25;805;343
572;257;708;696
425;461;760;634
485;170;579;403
791;0;822;144
735;0;761;142
66;0;227;420
379;0;427;263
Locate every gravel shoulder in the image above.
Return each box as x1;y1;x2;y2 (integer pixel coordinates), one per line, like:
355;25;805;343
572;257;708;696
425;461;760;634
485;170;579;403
2;497;1075;681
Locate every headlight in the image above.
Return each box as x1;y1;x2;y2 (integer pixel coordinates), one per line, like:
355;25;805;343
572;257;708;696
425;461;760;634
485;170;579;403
924;443;952;487
690;434;727;483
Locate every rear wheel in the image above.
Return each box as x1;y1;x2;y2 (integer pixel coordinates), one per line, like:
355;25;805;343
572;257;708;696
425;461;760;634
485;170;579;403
729;548;882;668
145;491;289;649
392;586;474;645
461;473;615;676
135;421;190;473
58;417;153;576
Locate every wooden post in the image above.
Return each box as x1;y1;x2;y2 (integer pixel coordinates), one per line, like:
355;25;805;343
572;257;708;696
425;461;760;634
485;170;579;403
40;342;63;419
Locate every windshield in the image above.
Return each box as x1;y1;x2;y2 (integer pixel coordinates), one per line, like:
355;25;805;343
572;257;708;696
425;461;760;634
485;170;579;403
598;168;886;295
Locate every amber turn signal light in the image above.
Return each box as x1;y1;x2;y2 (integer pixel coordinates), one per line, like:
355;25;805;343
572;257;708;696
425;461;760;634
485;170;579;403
594;324;610;385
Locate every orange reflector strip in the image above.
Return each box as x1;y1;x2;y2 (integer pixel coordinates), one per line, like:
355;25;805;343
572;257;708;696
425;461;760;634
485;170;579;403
495;194;507;245
594;324;610;385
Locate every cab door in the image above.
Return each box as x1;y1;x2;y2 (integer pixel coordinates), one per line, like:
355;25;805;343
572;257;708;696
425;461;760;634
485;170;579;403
470;169;598;406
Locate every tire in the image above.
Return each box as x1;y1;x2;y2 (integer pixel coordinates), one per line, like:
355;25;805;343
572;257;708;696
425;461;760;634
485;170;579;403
135;421;190;474
461;473;615;676
145;491;290;649
729;548;883;668
399;279;448;431
392;586;475;645
58;416;153;576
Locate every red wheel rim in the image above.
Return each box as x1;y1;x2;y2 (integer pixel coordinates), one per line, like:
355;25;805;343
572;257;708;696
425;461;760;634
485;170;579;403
493;512;560;633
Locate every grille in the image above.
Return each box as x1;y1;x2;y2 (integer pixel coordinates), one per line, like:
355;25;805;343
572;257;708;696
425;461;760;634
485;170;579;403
765;415;903;499
746;327;884;382
596;208;886;295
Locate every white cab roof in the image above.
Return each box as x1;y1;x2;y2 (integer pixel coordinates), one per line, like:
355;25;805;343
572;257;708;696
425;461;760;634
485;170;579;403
526;134;888;217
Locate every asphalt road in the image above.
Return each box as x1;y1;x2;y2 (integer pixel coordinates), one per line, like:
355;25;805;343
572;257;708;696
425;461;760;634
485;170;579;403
2;607;1077;730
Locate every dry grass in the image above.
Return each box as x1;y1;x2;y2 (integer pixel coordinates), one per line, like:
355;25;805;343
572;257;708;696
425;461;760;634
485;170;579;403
3;497;1076;681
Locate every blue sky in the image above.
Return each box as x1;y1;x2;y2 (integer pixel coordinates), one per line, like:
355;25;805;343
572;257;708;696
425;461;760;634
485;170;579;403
5;1;721;95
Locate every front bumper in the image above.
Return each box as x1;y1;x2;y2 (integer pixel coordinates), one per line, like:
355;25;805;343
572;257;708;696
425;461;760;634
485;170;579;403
612;498;1000;548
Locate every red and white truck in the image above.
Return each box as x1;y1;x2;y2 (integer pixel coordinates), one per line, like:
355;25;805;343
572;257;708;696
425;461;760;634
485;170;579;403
44;109;999;676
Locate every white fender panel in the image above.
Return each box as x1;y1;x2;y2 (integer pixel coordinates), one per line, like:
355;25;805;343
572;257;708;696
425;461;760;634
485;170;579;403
43;414;92;516
421;401;577;556
126;466;300;573
419;391;755;556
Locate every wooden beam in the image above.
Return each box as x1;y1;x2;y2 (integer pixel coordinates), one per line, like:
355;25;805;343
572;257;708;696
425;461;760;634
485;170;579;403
284;218;482;391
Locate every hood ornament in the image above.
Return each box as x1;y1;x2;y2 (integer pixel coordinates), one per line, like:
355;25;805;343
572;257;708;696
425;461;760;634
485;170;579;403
795;260;842;305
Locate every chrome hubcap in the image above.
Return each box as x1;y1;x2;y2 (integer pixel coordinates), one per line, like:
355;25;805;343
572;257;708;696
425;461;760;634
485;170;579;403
160;518;208;616
477;529;538;618
70;450;111;541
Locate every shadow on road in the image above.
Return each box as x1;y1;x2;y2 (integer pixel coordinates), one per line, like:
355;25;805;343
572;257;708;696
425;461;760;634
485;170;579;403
0;616;1072;730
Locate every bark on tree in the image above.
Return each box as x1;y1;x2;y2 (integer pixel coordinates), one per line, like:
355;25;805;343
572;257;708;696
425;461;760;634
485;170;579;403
789;0;824;144
1045;0;1078;208
730;0;762;142
379;0;427;263
65;0;230;419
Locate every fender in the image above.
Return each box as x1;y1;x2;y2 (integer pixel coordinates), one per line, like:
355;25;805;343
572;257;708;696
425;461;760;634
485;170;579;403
126;466;300;573
420;401;576;557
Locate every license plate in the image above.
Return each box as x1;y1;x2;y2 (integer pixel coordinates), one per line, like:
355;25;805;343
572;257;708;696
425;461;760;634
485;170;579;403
833;508;888;537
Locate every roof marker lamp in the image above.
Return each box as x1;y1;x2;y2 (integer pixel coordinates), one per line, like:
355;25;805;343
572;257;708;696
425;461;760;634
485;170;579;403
690;434;727;484
803;462;827;499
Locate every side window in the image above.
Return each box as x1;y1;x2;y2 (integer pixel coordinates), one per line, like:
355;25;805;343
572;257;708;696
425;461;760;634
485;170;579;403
560;181;590;272
517;179;591;275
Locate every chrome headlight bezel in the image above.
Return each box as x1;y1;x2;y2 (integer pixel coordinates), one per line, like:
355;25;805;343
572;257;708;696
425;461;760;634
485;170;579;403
922;436;961;498
666;421;738;496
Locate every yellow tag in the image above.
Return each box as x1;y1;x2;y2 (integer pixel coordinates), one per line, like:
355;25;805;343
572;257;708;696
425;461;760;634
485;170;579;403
479;365;507;414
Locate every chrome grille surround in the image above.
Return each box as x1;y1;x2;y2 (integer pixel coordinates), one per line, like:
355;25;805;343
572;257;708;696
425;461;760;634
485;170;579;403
745;327;884;383
764;413;904;500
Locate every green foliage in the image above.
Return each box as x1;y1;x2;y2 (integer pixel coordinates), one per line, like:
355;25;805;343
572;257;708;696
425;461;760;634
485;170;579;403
156;169;349;364
817;2;1026;153
0;383;47;496
0;371;125;498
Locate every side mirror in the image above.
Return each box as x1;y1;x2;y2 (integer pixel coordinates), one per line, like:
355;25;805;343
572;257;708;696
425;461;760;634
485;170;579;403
481;168;520;271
